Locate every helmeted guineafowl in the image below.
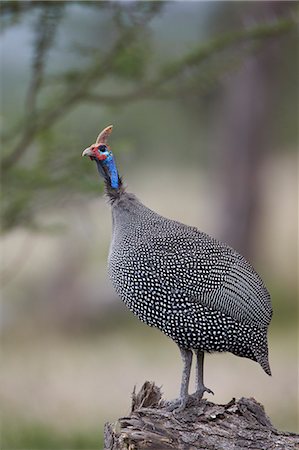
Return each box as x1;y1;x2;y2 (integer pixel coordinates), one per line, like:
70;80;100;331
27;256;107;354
82;125;272;411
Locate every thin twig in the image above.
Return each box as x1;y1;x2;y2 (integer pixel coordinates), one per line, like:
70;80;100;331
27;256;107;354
26;4;64;113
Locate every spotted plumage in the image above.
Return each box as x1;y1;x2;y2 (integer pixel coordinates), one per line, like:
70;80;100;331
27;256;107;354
82;125;272;410
108;192;271;374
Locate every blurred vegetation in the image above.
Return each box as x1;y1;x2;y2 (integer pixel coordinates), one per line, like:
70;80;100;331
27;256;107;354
3;424;103;450
1;1;297;231
1;2;298;449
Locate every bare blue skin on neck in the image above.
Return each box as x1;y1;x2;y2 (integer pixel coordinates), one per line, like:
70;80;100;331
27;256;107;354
103;153;119;189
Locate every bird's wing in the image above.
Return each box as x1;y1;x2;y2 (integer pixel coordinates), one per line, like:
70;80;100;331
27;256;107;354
138;224;272;329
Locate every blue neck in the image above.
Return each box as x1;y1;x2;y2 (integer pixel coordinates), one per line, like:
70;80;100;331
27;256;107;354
103;153;119;189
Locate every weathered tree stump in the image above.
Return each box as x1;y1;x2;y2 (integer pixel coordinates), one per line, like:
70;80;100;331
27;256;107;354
104;381;299;450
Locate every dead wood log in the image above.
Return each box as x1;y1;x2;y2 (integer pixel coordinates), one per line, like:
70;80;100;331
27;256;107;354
104;381;299;450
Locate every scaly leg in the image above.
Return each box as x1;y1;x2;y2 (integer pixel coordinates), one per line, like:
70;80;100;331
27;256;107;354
165;347;193;412
178;347;193;409
194;350;214;400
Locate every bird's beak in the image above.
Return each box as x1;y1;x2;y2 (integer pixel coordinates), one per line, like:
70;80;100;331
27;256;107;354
82;147;93;157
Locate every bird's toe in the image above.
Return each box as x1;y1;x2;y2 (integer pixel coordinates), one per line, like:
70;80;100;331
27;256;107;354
164;396;189;413
191;385;214;402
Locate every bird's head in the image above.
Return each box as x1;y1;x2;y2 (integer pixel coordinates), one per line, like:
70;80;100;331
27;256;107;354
82;125;120;190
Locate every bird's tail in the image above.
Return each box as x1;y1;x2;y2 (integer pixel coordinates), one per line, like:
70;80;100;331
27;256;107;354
256;352;271;376
252;330;271;376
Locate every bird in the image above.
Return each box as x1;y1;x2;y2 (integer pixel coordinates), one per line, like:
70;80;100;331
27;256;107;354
82;125;272;411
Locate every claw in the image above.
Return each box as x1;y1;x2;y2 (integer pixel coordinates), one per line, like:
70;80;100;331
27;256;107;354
191;385;214;402
205;387;214;395
164;396;189;413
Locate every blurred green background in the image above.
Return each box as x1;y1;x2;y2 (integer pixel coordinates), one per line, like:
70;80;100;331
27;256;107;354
1;1;298;449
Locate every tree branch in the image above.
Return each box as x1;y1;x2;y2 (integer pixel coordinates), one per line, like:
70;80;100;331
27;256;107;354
104;382;299;450
2;15;297;172
1;26;138;171
25;4;64;113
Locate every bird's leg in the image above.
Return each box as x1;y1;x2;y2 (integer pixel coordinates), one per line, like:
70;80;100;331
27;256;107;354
178;347;193;409
193;350;214;400
165;347;193;412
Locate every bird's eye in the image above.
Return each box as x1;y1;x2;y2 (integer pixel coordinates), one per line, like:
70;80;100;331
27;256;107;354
98;145;106;153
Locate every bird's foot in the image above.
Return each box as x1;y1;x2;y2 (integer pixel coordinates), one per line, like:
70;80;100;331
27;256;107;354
190;385;214;403
164;395;189;413
164;387;214;413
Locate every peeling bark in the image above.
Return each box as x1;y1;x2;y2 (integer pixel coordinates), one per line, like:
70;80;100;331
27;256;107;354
104;381;299;450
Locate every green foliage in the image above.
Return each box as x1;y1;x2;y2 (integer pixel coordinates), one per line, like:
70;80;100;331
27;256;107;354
1;129;101;231
112;40;149;80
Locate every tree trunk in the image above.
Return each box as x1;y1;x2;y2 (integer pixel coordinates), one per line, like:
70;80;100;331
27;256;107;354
104;381;299;450
214;2;293;260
